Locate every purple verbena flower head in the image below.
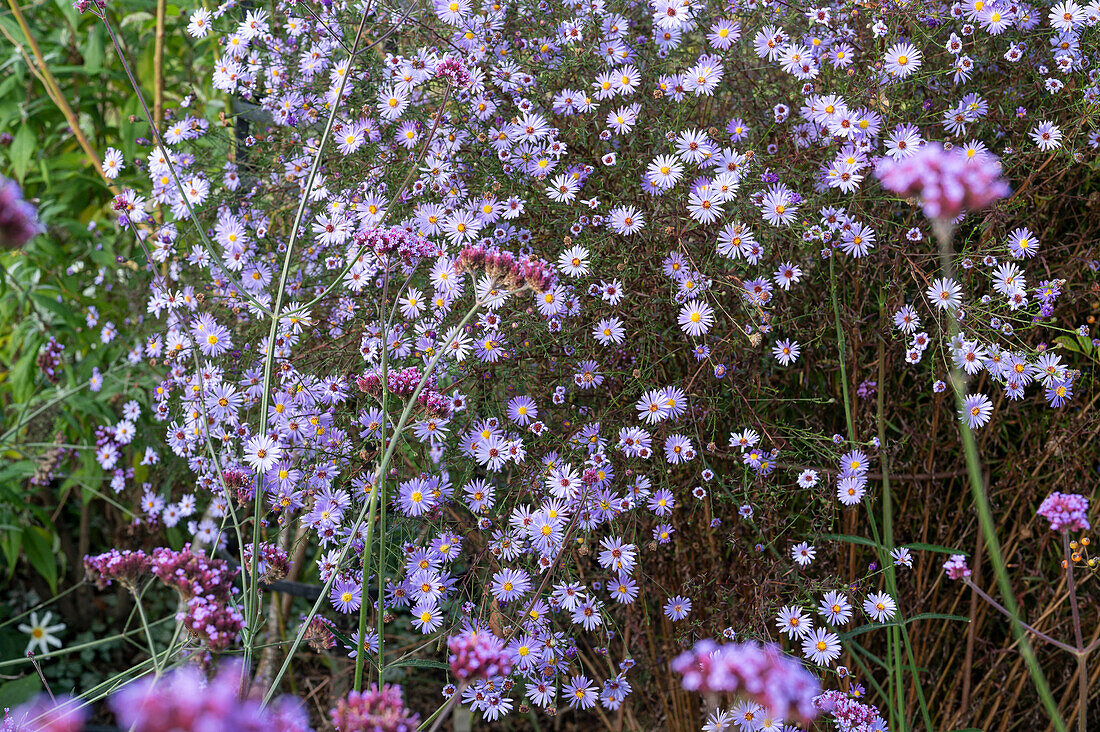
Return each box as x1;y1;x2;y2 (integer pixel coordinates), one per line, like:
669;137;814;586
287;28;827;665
329;684;418;732
1036;492;1090;533
874;143;1009;221
670;639;821;724
109;661;310;732
943;553;971;580
447;627;513;681
3;695;86;732
435;56;473;89
0;176;42;248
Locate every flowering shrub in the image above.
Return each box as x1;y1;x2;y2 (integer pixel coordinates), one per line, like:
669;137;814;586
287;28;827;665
2;0;1100;726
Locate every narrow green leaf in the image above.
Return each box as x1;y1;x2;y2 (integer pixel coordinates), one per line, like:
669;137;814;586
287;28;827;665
384;658;448;672
904;542;966;556
9;124;34;183
21;527;58;594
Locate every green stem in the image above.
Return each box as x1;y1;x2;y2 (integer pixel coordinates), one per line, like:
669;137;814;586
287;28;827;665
936;223;1066;732
262;298;484;706
245;7;375;680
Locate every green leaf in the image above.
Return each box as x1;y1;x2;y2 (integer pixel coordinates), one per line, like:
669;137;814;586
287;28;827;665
84;25;105;75
21;526;58;594
904;542;966;556
0;527;22;573
9;124;34;183
903;612;970;625
384;658;449;672
0;674;41;708
816;532;880;549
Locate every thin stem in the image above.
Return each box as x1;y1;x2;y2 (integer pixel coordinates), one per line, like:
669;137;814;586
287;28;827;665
936;223;1066;732
262;298;484;706
1062;532;1088;732
961;577;1079;655
829;255;856;440
131;583;162;674
245;6;374;681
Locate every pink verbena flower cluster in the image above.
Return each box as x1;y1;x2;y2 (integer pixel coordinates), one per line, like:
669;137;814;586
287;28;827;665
109;661;311;732
1036;491;1091;533
447;627;514;681
84;548;153;590
329;685;419;732
2;695;85;732
354;227;436;263
943;554;972;580
150;545;237;599
241;541;291;582
456;244;556;293
0;176;41;247
434;56;473;89
874;143;1010;221
813;689;887;732
86;546;243;652
670;639;820;724
356;366;451;417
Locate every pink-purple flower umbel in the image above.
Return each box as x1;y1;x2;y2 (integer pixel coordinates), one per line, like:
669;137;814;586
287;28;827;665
0;176;41;248
1036;492;1090;533
447;627;514;681
874;143;1009;221
670;639;820;724
109;661;311;732
329;684;418;732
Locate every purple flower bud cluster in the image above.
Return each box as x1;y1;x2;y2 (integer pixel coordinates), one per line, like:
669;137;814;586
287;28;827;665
354;227;436;264
457;244;556;293
813;689;884;732
71;0;105;13
150;546;237;600
2;695;85;732
180;595;244;652
329;685;419;732
942;553;971;580
241;542;291;583
0;176;41;248
86;546;244;652
84;549;153;590
434;56;473;90
670;639;820;724
1036;491;1091;533
446;628;513;681
109;661;311;732
874;143;1009;221
356;366;451;418
36;337;65;384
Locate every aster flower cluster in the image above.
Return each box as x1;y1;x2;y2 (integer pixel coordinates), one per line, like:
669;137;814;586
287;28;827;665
671;639;821;724
54;0;1100;722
